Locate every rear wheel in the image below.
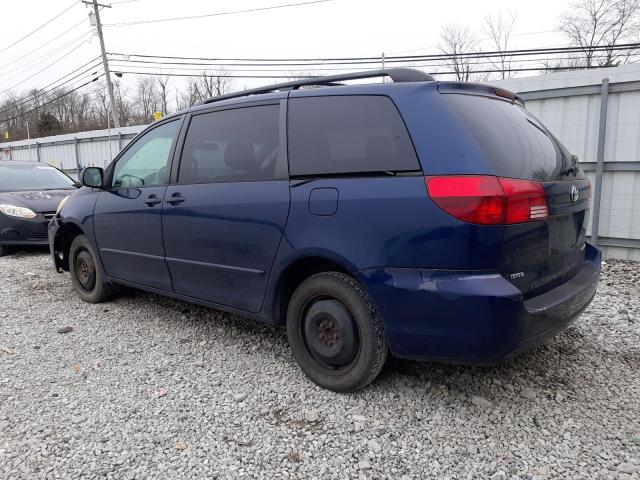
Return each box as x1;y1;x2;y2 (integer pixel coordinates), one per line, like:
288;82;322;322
286;272;388;392
69;235;113;303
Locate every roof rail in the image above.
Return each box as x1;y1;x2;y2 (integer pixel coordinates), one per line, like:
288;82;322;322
198;68;434;105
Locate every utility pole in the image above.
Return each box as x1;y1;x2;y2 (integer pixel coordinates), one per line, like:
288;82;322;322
84;0;120;128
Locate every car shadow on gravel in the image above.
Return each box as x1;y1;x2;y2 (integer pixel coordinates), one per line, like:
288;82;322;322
376;328;596;395
105;285;605;399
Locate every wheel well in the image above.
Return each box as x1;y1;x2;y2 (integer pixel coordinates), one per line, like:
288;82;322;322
59;223;84;271
273;257;351;325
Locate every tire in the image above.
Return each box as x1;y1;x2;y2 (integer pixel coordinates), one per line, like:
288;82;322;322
0;245;9;257
286;272;388;392
69;234;113;303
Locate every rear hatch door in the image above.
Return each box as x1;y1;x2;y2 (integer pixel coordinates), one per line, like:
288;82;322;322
440;88;590;297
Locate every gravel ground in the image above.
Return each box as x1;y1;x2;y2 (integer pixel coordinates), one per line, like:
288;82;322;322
0;250;639;480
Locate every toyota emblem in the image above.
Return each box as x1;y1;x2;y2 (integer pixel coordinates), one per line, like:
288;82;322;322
570;185;579;202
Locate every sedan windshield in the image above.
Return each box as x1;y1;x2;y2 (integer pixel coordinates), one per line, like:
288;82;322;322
0;164;75;192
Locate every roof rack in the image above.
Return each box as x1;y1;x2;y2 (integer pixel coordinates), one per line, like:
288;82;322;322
198;68;435;105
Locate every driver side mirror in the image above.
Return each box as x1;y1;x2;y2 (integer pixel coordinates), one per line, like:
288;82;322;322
81;167;104;188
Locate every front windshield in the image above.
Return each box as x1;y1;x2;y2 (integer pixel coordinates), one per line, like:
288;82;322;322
0;164;75;192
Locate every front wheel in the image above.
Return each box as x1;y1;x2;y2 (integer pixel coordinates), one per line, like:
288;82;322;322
286;272;388;392
69;235;113;303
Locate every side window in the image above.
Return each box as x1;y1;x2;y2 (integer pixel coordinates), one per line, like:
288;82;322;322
288;95;419;176
112;120;181;188
178;105;280;184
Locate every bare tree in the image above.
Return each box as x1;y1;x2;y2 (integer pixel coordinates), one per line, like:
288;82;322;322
133;77;159;124
483;11;518;79
93;80;110;128
175;79;202;110
155;74;170;115
1;70;240;141
559;0;640;67
113;80;133;127
195;69;234;99
438;24;479;81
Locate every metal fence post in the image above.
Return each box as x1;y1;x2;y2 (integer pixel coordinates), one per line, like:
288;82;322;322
591;78;609;246
118;131;123;152
35;141;41;162
74;137;81;176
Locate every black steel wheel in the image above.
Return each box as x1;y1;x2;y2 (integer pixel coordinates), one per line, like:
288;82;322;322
286;272;388;392
74;249;96;292
69;234;113;303
302;298;359;371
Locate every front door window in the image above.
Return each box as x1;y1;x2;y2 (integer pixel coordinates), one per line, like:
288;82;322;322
112;120;181;188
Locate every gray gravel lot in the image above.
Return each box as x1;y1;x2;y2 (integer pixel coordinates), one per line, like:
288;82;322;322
0;250;639;480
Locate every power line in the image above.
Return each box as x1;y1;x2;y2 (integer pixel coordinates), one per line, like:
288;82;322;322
0;1;80;56
113;63;617;80
108;42;640;63
103;0;333;26
108;51;633;75
0;40;93;97
0;59;102;116
0;17;89;72
112;51;636;72
0;32;92;82
0;71;100;119
0;75;103;125
387;29;559;56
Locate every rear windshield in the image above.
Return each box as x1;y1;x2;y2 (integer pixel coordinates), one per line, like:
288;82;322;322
0;164;75;192
442;94;584;181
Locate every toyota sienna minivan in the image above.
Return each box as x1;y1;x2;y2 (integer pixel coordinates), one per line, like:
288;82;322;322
49;68;600;392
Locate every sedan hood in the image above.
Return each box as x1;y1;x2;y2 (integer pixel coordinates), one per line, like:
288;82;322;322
0;190;74;213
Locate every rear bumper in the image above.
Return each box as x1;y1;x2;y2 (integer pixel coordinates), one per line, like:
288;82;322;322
0;214;50;246
358;242;601;363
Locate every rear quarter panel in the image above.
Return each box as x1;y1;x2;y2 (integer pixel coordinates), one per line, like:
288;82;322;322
265;176;505;316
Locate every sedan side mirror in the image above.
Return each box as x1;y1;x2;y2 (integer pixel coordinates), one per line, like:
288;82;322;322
81;167;105;188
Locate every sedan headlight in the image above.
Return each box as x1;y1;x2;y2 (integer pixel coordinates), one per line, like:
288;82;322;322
0;204;37;219
56;195;70;216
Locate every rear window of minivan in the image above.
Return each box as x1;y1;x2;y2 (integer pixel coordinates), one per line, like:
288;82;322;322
442;94;584;181
288;95;420;176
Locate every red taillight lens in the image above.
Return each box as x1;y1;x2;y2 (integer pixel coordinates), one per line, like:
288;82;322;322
426;176;505;224
426;175;549;225
498;177;549;224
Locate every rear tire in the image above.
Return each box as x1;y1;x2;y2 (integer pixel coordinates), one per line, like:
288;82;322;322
69;235;113;303
286;272;388;392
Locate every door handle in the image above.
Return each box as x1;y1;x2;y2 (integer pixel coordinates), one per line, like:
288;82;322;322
166;193;185;205
144;195;162;206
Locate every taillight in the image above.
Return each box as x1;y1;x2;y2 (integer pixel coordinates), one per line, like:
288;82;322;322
425;175;549;225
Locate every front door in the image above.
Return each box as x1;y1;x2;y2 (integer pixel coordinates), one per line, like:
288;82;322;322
162;103;290;312
94;119;182;291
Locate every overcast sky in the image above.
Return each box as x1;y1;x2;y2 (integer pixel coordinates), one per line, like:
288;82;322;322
0;0;574;94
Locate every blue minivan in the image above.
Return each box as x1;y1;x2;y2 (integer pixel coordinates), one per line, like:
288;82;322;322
49;69;600;391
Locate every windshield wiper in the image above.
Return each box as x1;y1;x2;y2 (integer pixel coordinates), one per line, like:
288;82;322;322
560;154;580;176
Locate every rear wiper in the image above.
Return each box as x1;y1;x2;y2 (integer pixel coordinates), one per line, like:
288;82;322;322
560;154;580;176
